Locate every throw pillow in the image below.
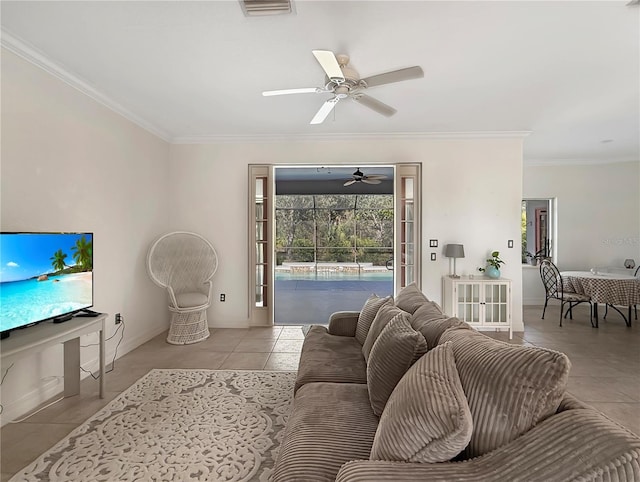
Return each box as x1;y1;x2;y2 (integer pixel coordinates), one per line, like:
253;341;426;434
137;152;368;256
439;327;571;459
412;312;470;350
370;341;472;463
361;303;404;362
355;295;393;345
366;314;427;416
395;282;429;314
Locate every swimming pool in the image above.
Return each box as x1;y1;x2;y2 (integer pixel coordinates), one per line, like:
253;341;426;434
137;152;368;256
275;270;393;281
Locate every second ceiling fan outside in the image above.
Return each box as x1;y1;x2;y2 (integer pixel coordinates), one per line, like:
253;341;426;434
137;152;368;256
343;168;387;186
262;50;424;125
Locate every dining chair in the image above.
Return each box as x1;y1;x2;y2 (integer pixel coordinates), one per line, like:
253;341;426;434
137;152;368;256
603;265;639;322
636;266;640;320
539;259;594;327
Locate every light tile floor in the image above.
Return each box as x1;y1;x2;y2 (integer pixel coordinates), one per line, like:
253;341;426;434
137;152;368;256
1;304;639;480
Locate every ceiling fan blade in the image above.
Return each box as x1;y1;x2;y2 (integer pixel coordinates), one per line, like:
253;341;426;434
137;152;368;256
352;94;397;117
364;174;387;180
361;66;424;88
343;179;357;186
312;50;345;83
262;88;323;96
362;179;382;185
310;97;339;125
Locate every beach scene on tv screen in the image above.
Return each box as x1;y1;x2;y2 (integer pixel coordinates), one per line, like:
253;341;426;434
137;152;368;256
0;233;93;332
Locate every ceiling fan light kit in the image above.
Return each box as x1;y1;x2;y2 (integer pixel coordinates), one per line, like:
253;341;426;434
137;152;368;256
262;50;424;125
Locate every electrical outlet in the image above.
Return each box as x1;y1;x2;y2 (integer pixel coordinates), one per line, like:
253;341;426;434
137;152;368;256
508;239;514;248
220;294;226;302
115;313;122;324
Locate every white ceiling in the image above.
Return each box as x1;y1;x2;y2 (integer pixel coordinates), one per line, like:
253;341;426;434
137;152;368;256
1;1;638;164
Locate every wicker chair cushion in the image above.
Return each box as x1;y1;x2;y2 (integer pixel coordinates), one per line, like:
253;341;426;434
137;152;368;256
367;314;427;416
355;295;394;345
440;327;571;458
175;292;209;308
370;341;472;463
395;282;430;314
362;304;405;362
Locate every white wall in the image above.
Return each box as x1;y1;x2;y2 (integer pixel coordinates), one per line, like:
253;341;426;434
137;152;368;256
169;137;524;331
522;161;640;304
0;50;172;423
0;47;528;423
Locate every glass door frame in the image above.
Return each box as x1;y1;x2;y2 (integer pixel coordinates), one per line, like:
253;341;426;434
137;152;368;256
249;163;422;326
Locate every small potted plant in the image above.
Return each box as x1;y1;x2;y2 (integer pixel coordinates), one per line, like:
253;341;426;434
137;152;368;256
478;251;505;279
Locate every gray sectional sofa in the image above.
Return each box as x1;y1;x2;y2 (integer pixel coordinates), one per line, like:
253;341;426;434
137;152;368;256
273;283;640;481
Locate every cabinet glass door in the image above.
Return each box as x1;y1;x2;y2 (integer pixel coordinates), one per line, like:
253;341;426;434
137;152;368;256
457;283;480;323
484;283;508;325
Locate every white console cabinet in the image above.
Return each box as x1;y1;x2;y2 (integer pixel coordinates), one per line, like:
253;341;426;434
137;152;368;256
442;276;512;339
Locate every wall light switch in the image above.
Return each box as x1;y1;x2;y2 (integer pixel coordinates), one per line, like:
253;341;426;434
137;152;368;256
508;240;514;248
431;253;437;261
429;239;438;248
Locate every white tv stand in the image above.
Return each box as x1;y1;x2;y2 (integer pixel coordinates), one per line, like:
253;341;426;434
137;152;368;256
1;313;107;399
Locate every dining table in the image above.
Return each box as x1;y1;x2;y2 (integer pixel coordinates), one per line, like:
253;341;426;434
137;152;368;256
561;270;640;327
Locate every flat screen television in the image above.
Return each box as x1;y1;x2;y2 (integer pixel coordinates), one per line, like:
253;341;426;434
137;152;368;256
0;232;94;338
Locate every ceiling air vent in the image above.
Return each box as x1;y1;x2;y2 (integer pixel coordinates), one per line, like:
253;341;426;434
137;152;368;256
240;0;293;16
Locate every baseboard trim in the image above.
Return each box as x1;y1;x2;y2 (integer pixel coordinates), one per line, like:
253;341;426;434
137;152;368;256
80;324;168;375
0;377;64;427
524;298;545;305
0;324;168;426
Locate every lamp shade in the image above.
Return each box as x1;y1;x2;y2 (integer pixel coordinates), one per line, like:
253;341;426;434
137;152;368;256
444;244;465;258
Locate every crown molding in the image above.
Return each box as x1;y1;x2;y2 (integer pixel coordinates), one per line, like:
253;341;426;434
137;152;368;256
524;157;639;167
1;28;172;143
172;131;532;144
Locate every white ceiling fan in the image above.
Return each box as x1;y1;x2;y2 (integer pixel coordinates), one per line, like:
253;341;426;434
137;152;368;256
343;168;387;186
262;50;424;125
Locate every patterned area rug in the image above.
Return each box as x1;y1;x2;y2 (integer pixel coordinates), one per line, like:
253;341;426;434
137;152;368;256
11;369;296;482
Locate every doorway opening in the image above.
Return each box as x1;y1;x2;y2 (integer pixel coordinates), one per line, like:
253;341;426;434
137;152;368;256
274;167;394;324
248;163;421;326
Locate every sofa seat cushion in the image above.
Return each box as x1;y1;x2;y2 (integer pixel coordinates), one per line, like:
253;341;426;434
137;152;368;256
440;327;571;459
370;341;472;463
294;325;367;393
273;383;379;482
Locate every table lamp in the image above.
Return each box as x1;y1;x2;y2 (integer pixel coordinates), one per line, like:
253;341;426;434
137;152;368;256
445;244;465;278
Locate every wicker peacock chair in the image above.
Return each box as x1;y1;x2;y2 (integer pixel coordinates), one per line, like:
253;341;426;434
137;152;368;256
147;231;218;344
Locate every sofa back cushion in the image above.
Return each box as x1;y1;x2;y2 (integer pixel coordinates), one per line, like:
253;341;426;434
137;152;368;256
410;300;445;324
395;282;429;314
366;314;427;416
370;341;472;463
413;313;471;351
362;304;404;362
355;295;393;345
439;327;571;458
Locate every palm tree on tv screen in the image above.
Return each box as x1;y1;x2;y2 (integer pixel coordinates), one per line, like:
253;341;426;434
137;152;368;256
50;249;68;272
72;236;93;271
